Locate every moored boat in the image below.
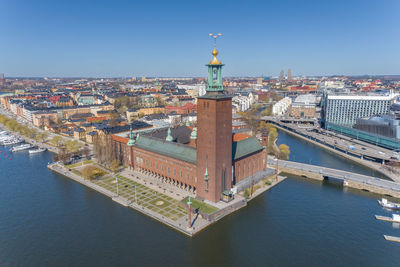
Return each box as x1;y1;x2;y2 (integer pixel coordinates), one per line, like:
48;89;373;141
1;138;24;146
28;148;47;154
375;214;400;223
10;143;33;152
378;198;400;210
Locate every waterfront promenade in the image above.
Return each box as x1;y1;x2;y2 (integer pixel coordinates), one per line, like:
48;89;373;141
48;161;283;236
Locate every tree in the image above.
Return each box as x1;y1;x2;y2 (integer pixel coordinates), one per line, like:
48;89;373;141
238;108;259;135
260;106;272;117
82;145;90;159
93;133;115;167
36;132;49;142
57;146;68;164
278;144;290;160
268;127;279;155
51;136;64;147
259;121;275;133
81;165;104;180
65;140;82;154
110;159;120;172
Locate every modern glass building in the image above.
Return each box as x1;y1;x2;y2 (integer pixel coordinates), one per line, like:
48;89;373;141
323;92;397;127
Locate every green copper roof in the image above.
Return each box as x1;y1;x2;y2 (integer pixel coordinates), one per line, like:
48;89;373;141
190;127;197;139
127;138;136;146
232;137;264;161
135;135;197;164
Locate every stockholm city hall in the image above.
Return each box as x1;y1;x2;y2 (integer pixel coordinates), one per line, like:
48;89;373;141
112;40;267;203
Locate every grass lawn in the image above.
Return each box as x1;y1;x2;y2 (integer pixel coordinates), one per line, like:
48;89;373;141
91;174;189;221
149;198;171;209
71;169;81;176
65;160;93;168
182;197;219;214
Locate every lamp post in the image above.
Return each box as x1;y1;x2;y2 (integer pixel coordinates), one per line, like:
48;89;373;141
187;196;192;230
132;185;136;204
275;154;279;182
115;177;119;196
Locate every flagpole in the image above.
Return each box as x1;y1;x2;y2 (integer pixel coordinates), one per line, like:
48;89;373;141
116;177;119;196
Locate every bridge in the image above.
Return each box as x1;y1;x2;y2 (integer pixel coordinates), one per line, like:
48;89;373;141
268;159;400;198
261;116;399;165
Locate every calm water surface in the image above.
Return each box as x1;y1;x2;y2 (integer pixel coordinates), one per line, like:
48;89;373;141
276;130;388;179
1;133;400;266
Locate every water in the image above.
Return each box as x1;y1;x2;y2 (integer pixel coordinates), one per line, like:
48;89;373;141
1;134;400;266
276;130;388;179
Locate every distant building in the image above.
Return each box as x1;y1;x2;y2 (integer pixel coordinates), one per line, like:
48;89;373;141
287;69;292;81
0;73;5;86
354;115;400;140
279;70;284;81
272;97;291;116
290;94;316;118
324;92;397;127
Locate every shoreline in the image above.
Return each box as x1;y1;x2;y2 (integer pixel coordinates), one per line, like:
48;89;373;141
0;122;59;154
48;162;286;237
273;124;399;182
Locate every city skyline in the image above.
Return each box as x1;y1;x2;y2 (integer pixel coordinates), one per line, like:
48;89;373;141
1;0;399;77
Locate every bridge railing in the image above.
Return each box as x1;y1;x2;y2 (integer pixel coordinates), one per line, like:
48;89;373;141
268;159;400;192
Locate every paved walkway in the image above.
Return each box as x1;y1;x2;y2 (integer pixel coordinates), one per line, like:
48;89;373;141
49;162;211;236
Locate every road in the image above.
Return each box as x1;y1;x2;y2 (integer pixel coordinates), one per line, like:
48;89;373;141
262;116;400;163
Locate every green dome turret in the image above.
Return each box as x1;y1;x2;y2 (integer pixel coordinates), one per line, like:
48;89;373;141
127;126;136;146
166;128;173;142
190;127;197;139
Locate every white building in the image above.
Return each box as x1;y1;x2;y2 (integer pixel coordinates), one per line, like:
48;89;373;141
272;97;292;116
232;92;255;112
324;91;398;127
177;84;206;97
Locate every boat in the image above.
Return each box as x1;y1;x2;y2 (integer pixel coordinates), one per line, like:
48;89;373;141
10;143;33;152
378;198;400;210
384;235;400;243
1;138;24;146
28;148;47;154
375;214;400;223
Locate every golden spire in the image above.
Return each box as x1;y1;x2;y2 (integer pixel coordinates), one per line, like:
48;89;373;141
209;33;222;65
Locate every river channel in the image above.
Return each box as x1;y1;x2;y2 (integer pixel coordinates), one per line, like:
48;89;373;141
0;131;399;266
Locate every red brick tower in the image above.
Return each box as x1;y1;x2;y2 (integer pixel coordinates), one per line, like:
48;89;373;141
196;38;232;202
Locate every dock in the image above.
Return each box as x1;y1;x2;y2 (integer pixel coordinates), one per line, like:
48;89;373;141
375;215;399;223
384;235;400;243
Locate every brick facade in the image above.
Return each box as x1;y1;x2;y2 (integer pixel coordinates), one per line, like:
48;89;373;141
196;96;233;202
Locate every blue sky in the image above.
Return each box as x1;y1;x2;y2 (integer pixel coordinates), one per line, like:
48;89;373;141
1;0;399;77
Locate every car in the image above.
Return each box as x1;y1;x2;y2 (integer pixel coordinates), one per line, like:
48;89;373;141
378;151;385;155
361;147;366;150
